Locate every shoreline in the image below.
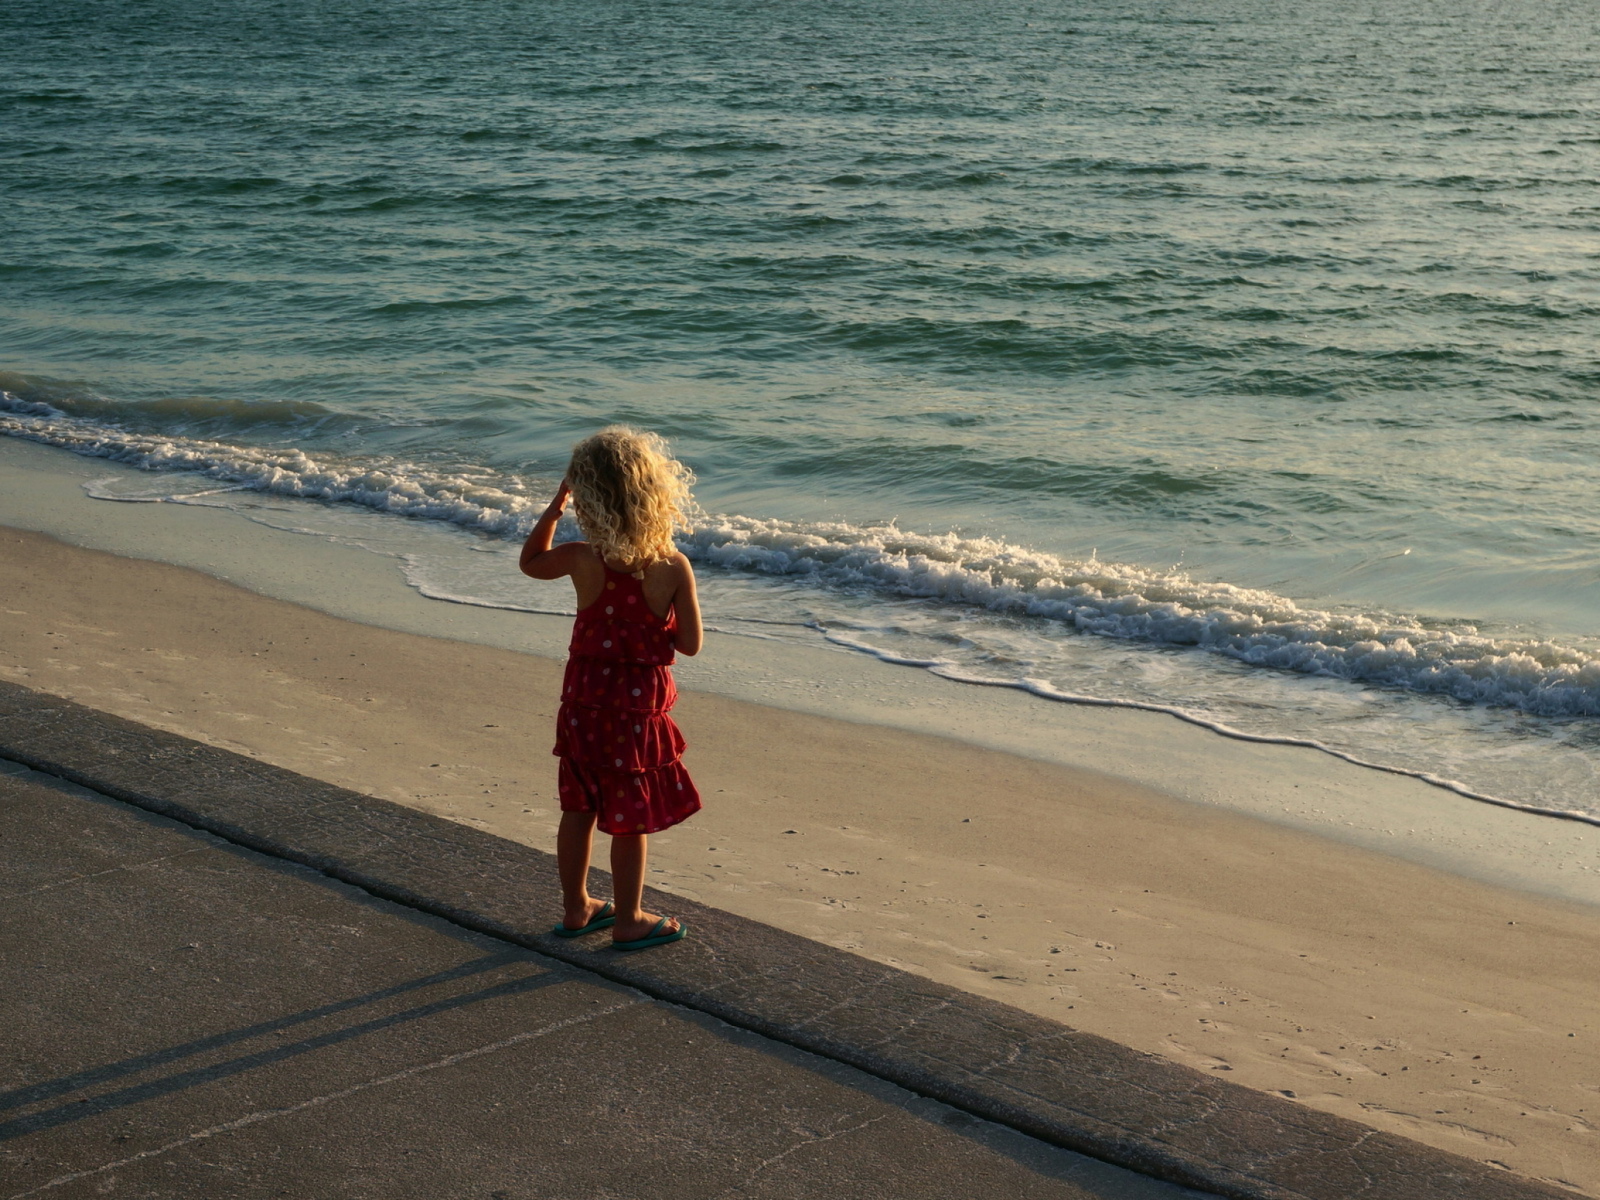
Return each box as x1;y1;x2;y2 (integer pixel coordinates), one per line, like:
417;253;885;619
2;520;1597;1193
2;433;1597;908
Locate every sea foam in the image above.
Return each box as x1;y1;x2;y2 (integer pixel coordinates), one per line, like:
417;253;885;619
7;387;1600;720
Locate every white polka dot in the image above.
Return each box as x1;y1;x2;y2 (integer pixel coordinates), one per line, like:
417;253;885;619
614;758;623;767
570;719;578;726
603;667;611;675
631;688;641;696
676;782;683;790
602;640;612;648
633;724;641;733
605;606;614;614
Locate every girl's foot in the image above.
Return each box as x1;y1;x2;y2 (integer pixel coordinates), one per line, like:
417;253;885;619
554;897;615;937
612;912;684;950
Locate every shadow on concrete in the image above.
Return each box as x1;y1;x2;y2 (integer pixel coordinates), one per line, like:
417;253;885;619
0;965;564;1142
0;951;527;1116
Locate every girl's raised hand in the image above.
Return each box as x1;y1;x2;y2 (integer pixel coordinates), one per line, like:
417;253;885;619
521;480;579;578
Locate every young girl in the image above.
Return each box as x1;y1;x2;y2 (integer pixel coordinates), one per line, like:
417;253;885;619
520;426;703;951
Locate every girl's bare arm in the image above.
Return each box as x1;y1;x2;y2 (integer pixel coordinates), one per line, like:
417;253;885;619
519;483;586;579
670;555;703;656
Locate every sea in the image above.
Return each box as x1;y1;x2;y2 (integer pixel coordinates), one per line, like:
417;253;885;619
5;0;1600;823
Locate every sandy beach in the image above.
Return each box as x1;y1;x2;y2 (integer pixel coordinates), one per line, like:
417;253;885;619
2;524;1596;1195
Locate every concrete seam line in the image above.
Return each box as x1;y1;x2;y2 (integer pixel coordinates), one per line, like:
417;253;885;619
0;845;210;900
0;745;1261;1199
706;1111;893;1200
6;1000;643;1199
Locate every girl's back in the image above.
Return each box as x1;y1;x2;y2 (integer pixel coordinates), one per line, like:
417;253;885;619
564;547;700;639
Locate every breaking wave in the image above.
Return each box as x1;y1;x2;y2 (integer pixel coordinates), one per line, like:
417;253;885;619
7;386;1600;719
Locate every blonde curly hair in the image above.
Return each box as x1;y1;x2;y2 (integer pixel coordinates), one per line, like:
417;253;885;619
566;426;695;566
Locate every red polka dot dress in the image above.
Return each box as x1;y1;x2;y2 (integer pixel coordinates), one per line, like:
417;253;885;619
553;562;701;835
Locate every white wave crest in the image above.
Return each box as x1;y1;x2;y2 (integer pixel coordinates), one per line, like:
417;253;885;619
2;390;539;533
7;391;1600;718
684;514;1600;718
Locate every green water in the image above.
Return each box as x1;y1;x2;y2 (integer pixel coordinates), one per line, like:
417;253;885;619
5;0;1600;816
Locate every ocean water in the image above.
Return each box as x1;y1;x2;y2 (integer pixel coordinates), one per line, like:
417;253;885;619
5;0;1600;822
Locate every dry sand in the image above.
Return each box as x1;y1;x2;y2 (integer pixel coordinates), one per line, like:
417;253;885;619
3;526;1596;1195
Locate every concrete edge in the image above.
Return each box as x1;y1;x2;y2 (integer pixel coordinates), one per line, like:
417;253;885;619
0;680;1575;1200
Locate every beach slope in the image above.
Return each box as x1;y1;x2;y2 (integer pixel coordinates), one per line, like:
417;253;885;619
1;526;1595;1195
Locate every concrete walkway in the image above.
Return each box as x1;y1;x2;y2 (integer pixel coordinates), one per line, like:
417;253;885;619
0;763;1205;1200
0;681;1575;1200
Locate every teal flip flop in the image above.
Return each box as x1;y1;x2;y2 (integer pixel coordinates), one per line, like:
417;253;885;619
551;901;616;938
612;917;687;952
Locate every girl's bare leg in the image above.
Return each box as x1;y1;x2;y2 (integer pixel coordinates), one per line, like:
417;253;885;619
610;833;680;942
556;810;610;929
